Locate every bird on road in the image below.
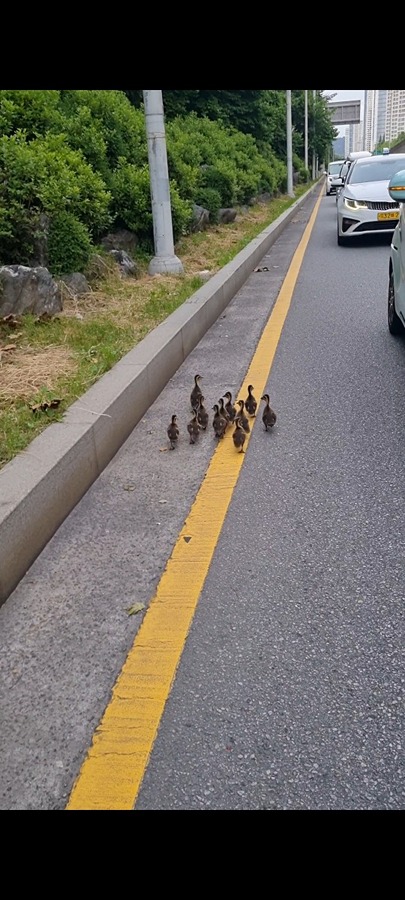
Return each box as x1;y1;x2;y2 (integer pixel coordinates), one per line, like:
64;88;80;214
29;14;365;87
223;390;237;422
196;395;209;430
187;411;200;444
167;414;179;449
236;399;250;433
190;374;203;412
212;403;227;439
244;384;257;417
261;394;277;430
232;416;246;453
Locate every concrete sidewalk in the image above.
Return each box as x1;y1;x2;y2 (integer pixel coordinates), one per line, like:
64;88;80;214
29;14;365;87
0;183;320;606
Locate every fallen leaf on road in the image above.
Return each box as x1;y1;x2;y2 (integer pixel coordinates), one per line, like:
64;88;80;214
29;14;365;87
126;603;145;616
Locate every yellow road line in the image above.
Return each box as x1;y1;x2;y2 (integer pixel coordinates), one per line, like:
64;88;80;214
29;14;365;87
66;187;323;810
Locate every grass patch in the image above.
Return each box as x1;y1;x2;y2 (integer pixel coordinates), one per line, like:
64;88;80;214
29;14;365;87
0;184;312;469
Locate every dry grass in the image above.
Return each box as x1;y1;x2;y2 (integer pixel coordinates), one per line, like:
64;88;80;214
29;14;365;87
0;345;75;402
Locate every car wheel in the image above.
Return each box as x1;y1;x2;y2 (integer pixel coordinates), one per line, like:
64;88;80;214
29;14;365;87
388;267;403;335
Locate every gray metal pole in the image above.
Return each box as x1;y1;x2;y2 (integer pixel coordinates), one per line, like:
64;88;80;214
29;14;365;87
286;90;294;198
143;90;184;276
304;90;308;173
312;89;316;180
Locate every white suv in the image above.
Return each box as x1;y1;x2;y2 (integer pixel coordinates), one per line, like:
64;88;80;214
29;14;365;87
325;159;345;196
387;168;405;335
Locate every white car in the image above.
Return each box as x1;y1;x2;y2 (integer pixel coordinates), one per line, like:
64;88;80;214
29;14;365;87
387;168;405;335
336;153;405;246
325;159;345;196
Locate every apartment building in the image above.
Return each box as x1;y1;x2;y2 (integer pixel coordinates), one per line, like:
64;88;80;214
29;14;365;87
344;121;364;155
364;90;405;150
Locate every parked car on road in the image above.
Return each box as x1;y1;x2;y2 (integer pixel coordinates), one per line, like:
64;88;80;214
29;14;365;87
325;159;346;196
387;168;405;335
336;153;405;245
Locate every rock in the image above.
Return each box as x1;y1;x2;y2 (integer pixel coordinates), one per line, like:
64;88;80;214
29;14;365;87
32;213;50;267
59;272;90;297
198;270;212;282
256;192;273;204
191;204;210;232
218;208;237;224
109;250;139;277
100;229;139;255
0;265;62;317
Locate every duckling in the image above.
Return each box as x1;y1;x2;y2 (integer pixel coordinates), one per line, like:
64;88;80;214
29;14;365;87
190;374;203;412
196;395;209;430
167;414;179;449
261;394;277;430
236;399;250;433
232;416;246;453
187;411;200;444
218;397;230;428
212;403;227;440
223;390;237;423
245;384;257;417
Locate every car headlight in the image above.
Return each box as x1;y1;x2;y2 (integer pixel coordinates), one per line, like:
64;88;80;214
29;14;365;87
344;198;368;210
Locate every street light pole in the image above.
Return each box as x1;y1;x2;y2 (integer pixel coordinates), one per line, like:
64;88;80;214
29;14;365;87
304;89;308;173
286;90;294;198
312;89;316;180
143;90;184;276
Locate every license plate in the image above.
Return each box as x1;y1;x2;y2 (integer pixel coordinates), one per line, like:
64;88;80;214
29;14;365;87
377;210;400;221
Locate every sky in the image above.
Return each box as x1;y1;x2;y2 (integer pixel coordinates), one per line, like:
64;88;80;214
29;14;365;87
322;89;364;137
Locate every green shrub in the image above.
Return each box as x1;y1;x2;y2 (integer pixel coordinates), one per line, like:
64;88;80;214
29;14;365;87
0;90;61;139
0;131;111;266
198;164;236;207
48;211;93;275
195;187;222;222
110;162;193;250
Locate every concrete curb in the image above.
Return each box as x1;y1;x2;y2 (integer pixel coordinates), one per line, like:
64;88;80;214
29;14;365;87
0;183;320;605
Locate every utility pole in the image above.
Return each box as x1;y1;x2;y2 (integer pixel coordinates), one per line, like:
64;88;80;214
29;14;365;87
304;90;308;174
286;90;294;198
312;89;316;180
143;90;184;276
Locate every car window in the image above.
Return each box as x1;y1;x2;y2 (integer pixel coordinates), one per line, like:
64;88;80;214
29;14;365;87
348;158;405;184
329;162;343;175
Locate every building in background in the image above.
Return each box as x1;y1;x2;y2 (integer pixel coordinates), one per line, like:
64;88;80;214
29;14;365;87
363;90;405;150
385;90;405;143
332;136;345;158
344;122;364;155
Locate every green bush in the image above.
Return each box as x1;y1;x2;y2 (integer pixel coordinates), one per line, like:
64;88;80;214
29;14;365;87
48;211;93;275
194;187;222;222
58;90;148;172
110;162;193;250
0;90;61;139
198;164;236;207
0;131;111;266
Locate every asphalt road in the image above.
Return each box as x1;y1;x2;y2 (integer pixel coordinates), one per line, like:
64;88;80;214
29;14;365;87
1;186;404;810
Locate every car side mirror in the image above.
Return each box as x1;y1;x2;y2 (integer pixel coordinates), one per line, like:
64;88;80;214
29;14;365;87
388;169;405;203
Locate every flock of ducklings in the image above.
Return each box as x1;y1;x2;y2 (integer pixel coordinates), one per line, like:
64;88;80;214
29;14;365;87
167;374;277;453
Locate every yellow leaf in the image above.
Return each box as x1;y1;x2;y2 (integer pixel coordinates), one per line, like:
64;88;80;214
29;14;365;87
126;603;145;616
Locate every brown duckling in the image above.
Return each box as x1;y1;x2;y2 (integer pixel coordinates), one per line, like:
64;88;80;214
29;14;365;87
232;416;246;453
212;403;227;439
196;395;209;430
236;399;250;433
187;411;200;444
261;394;277;430
223;390;237;422
190;374;203;412
218;397;230;428
167;414;179;449
245;384;257;417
